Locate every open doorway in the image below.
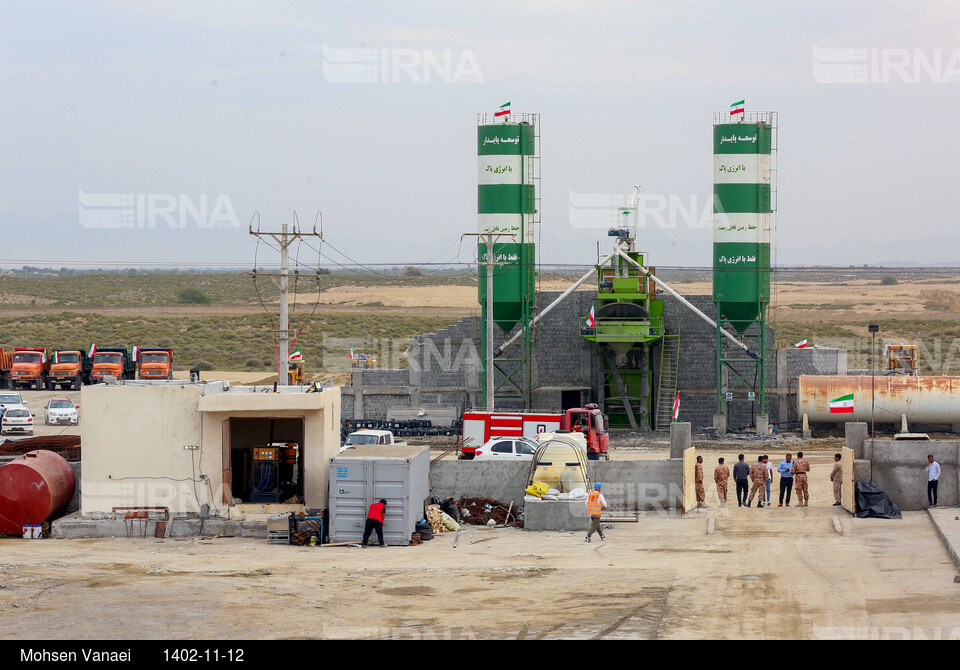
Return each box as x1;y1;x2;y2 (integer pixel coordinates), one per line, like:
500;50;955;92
561;389;582;411
224;417;305;504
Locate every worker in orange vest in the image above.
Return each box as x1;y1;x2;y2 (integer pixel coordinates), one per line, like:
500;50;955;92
584;482;607;543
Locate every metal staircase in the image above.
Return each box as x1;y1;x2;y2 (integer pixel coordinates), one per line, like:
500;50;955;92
656;329;681;429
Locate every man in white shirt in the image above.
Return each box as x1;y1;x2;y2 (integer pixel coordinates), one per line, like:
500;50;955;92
926;454;941;508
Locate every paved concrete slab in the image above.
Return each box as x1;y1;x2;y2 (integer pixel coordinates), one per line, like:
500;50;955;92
929;508;960;571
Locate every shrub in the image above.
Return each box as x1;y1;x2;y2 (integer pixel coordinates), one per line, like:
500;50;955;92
177;288;211;304
187;359;214;370
880;276;898;285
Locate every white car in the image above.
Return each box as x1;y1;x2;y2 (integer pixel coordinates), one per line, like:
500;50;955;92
1;407;34;435
45;398;79;425
472;437;538;461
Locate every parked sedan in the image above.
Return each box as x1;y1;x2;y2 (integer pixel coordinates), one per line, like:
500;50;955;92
1;407;34;435
472;437;538;461
45;398;79;425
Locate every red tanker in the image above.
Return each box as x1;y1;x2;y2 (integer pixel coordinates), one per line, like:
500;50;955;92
0;450;76;535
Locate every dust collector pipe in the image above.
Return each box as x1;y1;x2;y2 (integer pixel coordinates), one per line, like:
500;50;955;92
494;249;617;356
613;248;758;359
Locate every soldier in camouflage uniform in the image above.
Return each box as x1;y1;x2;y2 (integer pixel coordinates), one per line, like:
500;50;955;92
792;451;812;506
830;453;843;506
747;455;766;507
695;455;706;507
714;457;730;506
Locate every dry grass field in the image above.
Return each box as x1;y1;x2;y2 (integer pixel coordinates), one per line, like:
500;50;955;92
0;270;958;374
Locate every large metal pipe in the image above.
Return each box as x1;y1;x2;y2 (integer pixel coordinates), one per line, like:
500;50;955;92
0;450;76;534
494;249;617;356
798;375;960;426
613;248;758;359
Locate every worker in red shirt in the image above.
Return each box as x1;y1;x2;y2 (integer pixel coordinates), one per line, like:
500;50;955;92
361;499;387;548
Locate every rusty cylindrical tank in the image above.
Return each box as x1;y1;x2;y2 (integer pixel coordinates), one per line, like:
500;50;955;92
0;450;76;534
797;375;960;425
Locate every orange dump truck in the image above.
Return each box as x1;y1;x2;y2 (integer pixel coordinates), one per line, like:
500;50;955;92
46;350;92;391
137;348;174;380
0;348;12;390
10;348;50;390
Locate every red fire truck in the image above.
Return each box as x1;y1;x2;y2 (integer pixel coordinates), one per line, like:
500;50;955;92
461;404;609;460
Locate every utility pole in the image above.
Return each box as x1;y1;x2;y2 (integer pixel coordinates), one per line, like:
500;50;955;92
869;324;879;438
250;214;323;385
463;231;512;410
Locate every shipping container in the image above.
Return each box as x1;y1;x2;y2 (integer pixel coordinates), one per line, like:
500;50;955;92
328;445;430;546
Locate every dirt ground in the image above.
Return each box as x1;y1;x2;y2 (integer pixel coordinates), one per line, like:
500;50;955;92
2;507;958;640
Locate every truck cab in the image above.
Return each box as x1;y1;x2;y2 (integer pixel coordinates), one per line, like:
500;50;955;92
886;344;919;375
340;429;404;452
46;350;91;390
10;348;49;390
137;348;174;380
561;404;609;460
91;348;135;382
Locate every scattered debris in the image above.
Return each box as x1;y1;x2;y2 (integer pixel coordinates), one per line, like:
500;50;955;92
457;497;523;528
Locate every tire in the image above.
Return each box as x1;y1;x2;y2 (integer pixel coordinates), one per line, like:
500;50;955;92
75;378;84;390
35;379;43;391
45;381;54;391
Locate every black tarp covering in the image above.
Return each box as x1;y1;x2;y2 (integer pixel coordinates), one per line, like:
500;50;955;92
855;479;902;519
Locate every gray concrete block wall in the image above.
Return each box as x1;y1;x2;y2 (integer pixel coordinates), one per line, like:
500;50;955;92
429;459;683;512
662;294;777;431
340;289;792;431
866;440;958;511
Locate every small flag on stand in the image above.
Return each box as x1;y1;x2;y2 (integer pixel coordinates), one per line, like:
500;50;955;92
289;349;302;361
88;343;97;357
586;306;596;328
672;393;681;422
348;348;355;360
494;101;511;118
794;338;808;348
132;346;139;361
730;99;745;116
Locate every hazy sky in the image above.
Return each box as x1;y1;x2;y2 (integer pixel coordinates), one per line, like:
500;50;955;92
3;1;960;269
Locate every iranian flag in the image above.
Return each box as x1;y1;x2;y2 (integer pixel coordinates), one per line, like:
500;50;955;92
348;348;355;360
53;351;59;364
132;345;139;361
829;393;855;414
494;101;511;118
88;343;97;357
586;305;596;328
289;349;302;361
41;350;46;364
730;99;745;116
794;338;808;348
672;393;680;422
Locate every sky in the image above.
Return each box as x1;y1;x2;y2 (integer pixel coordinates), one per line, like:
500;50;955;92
2;0;960;270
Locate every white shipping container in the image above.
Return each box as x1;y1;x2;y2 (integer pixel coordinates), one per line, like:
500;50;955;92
328;445;431;546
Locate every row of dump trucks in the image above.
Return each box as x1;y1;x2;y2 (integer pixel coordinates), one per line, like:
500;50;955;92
0;347;174;390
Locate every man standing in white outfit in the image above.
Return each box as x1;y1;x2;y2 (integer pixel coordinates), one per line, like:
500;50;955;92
926;454;941;508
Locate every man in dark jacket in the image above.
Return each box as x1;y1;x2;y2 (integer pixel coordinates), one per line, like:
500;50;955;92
733;454;750;507
361;499;387;548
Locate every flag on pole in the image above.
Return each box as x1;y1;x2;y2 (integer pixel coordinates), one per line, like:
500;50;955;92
348;348;355;360
730;99;745;116
586;305;595;328
54;351;59;364
132;346;139;361
883;342;891;358
494;101;511;118
41;350;46;364
794;338;808;348
289;349;302;361
672;393;681;421
88;343;97;357
829;393;855;414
